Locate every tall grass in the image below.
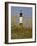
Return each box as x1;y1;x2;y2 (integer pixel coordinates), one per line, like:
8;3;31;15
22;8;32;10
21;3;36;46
11;24;32;39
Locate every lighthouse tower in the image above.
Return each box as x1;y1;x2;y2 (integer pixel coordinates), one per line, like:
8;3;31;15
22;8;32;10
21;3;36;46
19;10;23;25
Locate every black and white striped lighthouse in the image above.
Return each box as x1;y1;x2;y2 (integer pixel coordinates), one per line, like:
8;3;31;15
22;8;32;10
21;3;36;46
19;10;23;24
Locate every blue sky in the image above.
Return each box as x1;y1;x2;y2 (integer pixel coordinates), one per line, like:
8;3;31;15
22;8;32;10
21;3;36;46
11;6;32;17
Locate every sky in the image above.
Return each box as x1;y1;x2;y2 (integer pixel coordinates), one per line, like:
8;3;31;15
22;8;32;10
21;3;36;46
11;6;32;26
11;6;32;17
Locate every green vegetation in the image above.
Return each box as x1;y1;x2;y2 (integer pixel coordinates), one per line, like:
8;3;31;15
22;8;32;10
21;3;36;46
11;24;32;39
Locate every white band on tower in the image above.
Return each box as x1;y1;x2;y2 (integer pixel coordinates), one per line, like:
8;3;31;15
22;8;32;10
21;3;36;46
19;17;23;23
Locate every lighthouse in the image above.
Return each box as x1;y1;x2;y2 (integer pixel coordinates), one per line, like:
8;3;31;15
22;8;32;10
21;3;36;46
19;10;23;25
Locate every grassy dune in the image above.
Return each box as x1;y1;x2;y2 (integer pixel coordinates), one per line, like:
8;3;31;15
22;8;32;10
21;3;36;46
11;24;32;39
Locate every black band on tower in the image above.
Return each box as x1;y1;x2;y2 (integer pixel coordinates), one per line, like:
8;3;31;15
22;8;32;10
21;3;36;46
20;10;22;17
20;13;22;17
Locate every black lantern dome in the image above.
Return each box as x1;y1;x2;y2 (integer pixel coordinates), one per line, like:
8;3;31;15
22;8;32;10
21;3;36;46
20;10;22;17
